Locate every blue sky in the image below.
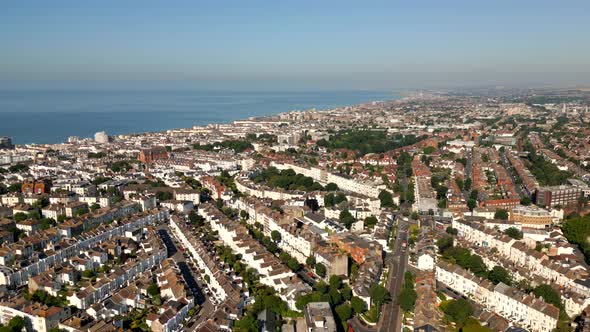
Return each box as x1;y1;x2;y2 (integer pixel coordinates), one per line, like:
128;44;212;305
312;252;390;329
1;0;589;90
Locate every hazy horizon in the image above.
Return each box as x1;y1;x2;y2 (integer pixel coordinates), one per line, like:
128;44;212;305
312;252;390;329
2;1;590;90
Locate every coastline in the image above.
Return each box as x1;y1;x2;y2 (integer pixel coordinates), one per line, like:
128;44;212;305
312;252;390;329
0;90;399;145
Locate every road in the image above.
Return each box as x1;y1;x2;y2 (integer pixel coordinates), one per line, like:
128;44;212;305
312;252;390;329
348;217;409;332
156;227;214;329
380;219;409;332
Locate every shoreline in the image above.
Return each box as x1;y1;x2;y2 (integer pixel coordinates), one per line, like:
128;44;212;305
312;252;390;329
0;90;400;145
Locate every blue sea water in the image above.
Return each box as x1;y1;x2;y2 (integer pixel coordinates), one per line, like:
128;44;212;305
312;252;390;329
0;90;398;144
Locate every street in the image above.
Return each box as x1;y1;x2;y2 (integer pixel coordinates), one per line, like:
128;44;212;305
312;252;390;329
348;217;410;332
380;219;409;332
156;227;215;329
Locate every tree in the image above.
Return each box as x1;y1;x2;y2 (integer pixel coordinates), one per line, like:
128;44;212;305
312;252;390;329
82;269;96;279
335;303;353;322
13;212;27;222
378;190;395;208
271;230;282;243
233;314;258;332
351;296;367;314
147;282;159;297
488;266;512;285
315;263;326;278
329;287;342;305
316;281;328;294
324;193;335;207
455;178;464;191
369;284;391;307
533;284;562;309
90;203;100;212
329;275;341;290
306;256;316;268
436;236;454;253
463;178;472;191
364;216;378;229
6;316;25;332
494;209;509;220
520;196;532;206
397;287;417;312
466;254;487;277
446;227;458;235
339;210;356;230
40;218;56;230
504;227;523;240
341;284;352;301
467;198;477;211
7;183;22;193
443;298;473;326
325;183;339;191
423;146;436;154
9;164;28;173
334;193;347;205
188;210;204;227
240;210;249;220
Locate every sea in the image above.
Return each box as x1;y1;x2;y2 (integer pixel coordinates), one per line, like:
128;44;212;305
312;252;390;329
0;90;399;145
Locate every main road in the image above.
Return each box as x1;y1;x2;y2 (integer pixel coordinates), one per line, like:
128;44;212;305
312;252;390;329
349;216;410;332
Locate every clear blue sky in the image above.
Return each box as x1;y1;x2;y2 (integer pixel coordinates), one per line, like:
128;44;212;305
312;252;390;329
1;0;589;90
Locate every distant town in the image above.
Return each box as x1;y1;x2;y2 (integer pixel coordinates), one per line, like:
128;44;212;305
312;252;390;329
1;87;590;332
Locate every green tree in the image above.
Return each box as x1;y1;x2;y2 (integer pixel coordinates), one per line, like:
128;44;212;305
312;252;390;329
533;284;562;309
341;284;352;301
339;210;356;230
504;227;523;240
329;288;342;305
397;287;417;312
233;314;258;332
324;193;335;207
494;209;509;220
351;296;367;314
446;227;458;235
466;254;487;277
378;190;395;208
369;284;391;307
7;316;25;332
147;282;159;297
240;210;249;220
467;198;477;211
39;218;56;230
13;212;27;222
335;303;352;322
325;183;339;191
306;256;316;268
436;236;454;253
463;178;472;191
364;216;378;229
488;266;512;285
7;183;22;193
271;230;282;243
329;275;341;290
442;298;473;326
315;263;326;278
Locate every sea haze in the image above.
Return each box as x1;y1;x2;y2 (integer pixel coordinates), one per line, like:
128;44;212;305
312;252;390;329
0;90;398;145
